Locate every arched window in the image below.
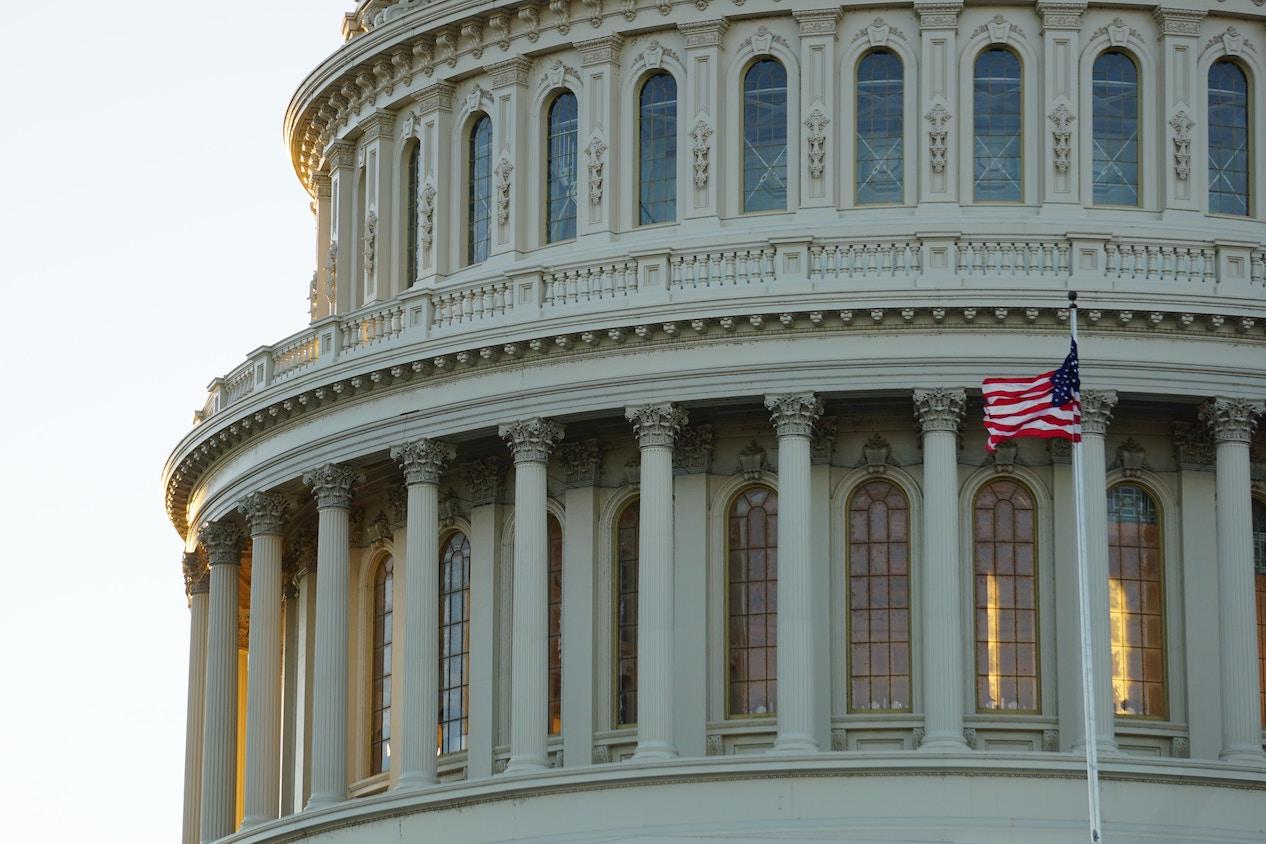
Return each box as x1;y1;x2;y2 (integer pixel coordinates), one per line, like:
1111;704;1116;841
1253;498;1266;725
438;533;471;754
1092;51;1140;206
973;480;1039;712
639;73;677;225
548;514;564;735
856;50;904;205
847;480;911;711
615;500;640;726
406;143;420;284
546;92;579;243
973;47;1023;202
468;115;493;264
1209;60;1250;216
370;555;394;774
742;59;788;213
1107;484;1166;718
728;486;778;716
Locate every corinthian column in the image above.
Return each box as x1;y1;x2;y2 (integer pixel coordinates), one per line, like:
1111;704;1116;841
238;492;290;827
1079;391;1118;752
913;388;968;751
390;439;456;788
302;463;363;809
499;417;565;774
765;393;824;753
182;554;210;844
1201;398;1266;763
626;403;688;759
198;522;244;842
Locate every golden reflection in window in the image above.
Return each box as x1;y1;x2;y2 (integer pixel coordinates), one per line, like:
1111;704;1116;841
438;533;471;755
847;481;911;711
370;555;393;774
1252;498;1266;725
615;500;639;727
728;486;778;716
548;515;564;735
1107;484;1166;718
973;480;1039;711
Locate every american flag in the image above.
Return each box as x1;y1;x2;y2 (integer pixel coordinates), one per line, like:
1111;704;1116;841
982;340;1082;452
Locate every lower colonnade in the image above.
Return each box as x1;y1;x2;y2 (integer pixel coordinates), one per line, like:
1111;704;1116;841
178;389;1266;844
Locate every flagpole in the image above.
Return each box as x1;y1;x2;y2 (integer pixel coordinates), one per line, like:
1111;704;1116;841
1069;291;1104;842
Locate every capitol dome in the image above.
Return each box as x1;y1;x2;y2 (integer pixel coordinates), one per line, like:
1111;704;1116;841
168;1;1266;842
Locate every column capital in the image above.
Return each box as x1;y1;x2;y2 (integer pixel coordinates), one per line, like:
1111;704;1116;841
913;388;967;433
486;56;532;89
323;139;356;170
627;403;689;448
1152;6;1206;37
286;527;318;578
913;1;963;30
313;171;332;198
391;438;456;485
499;417;565;464
1080;390;1119;435
1036;0;1086;30
359;110;396;143
1172;421;1216;470
1200;398;1265;444
183;551;210;597
303;463;364;510
765;393;824;438
555;439;606;487
198;522;244;567
793;8;841;36
237;492;290;537
414;80;455;114
677;19;729;49
576;33;625;66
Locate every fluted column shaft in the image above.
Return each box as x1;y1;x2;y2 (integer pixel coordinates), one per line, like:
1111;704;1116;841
766;394;823;753
239;493;289;827
198;524;244;842
914;389;968;751
1203;398;1266;762
182;557;210;844
500;418;565;774
627;404;688;759
303;464;362;809
1080;392;1118;752
280;582;300;817
392;439;455;787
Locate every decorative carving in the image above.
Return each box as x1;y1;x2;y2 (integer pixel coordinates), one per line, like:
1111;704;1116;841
638;39;678;69
1042;730;1059;752
325;240;338;300
854;18;905;46
1172;736;1190;759
1153;7;1205;37
990;440;1020;473
705;734;723;756
361;209;378;278
963;728;978;750
542;59;577;92
1111;438;1149;478
1200;397;1265;444
438;489;464;526
1048;104;1074;174
495;152;513;225
488;13;511;51
859;434;896;474
500;417;566;463
549;0;571;34
912;726;925;748
309;270;319;320
803;108;830;180
830;729;847;751
238;491;290;537
925;104;951;174
1172;422;1216;470
366;510;393;545
581;0;602;26
765;393;824;437
1091;18;1140;47
1206;27;1250;57
674;425;715;473
302;463;363;509
811;416;838;464
623;455;641;487
737;440;768;479
413;39;436;76
913;388;967;433
463;457;506;506
658;0;671;13
592;745;611;764
464;84;491;115
435;29;457;67
386;486;408;526
974;14;1022;43
419;180;436;250
555;439;606;486
518;5;540;41
741;26;786;56
198;522;244;566
183;551;209;597
585;131;608;205
1169;111;1194;180
392;438;456;485
621;0;636;21
286;526;318;578
690;118;713;189
1080;390;1118;435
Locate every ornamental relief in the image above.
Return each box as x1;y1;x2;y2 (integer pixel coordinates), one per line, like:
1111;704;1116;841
495;152;514;225
362;209;378;277
803;107;830;180
585;131;608;205
925;103;951;174
852;18;907;47
1048;104;1075;174
972;14;1023;44
1168;111;1195;181
689;118;713;189
419;179;437;249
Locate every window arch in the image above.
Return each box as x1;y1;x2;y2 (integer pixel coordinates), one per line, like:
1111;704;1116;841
548;514;564;735
1107;483;1166;718
973;480;1039;712
727;485;778;716
546;92;579;242
856;50;904;205
467;114;493;264
638;73;677;225
1253;497;1266;725
1091;50;1140;206
615;499;639;726
438;532;471;754
742;59;788;213
846;480;911;711
973;47;1023;202
370;555;394;774
1209;59;1251;216
406;142;421;285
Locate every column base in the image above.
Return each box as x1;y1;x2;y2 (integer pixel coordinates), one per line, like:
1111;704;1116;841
772;734;819;754
919;731;969;752
1219;746;1266;765
239;814;275;831
304;792;344;812
632;741;678;761
504;755;548;775
393;772;439;791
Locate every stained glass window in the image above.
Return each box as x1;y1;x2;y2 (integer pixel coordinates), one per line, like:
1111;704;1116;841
1209;60;1250;216
439;532;471;754
639;74;677;225
547;92;578;242
742;60;788;212
847;481;911;711
856;51;904;205
616;501;639;726
548;515;564;735
1107;484;1166;718
728;486;778;716
370;555;393;774
974;48;1023;202
1092;51;1139;206
468;115;493;263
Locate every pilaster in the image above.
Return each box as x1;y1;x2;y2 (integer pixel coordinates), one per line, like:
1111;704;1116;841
1037;2;1086;205
312;173;334;320
576;36;623;238
466;471;504;779
359;111;398;303
915;2;963;204
486;58;532;257
560;456;601;767
1079;390;1119;751
678;20;728;219
794;10;840;208
324;140;357;314
1154;6;1206;213
408;82;454;284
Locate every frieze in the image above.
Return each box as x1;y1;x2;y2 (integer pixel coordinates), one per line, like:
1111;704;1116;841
913;1;963;30
1152;7;1205;37
488;57;533;89
793;9;840;37
577;34;624;66
677;19;728;49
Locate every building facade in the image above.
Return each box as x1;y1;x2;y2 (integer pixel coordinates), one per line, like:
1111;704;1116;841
167;0;1266;841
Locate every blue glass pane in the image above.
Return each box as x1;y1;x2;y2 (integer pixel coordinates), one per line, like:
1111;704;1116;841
743;60;788;212
1092;52;1139;206
639;73;677;225
467;115;493;264
407;144;420;283
1209;60;1250;216
856;50;904;205
973;48;1023;202
547;93;579;242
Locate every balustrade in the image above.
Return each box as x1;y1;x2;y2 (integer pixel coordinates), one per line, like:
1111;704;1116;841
669;247;776;291
544;261;636;306
432;280;514;329
809;241;922;280
1105;242;1216;286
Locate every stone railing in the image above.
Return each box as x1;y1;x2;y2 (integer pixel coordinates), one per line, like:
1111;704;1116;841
196;233;1265;421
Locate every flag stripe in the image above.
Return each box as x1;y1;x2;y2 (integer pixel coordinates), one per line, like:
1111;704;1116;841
982;341;1081;453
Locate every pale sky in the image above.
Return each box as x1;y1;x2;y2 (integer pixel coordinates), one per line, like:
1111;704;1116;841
0;3;351;840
